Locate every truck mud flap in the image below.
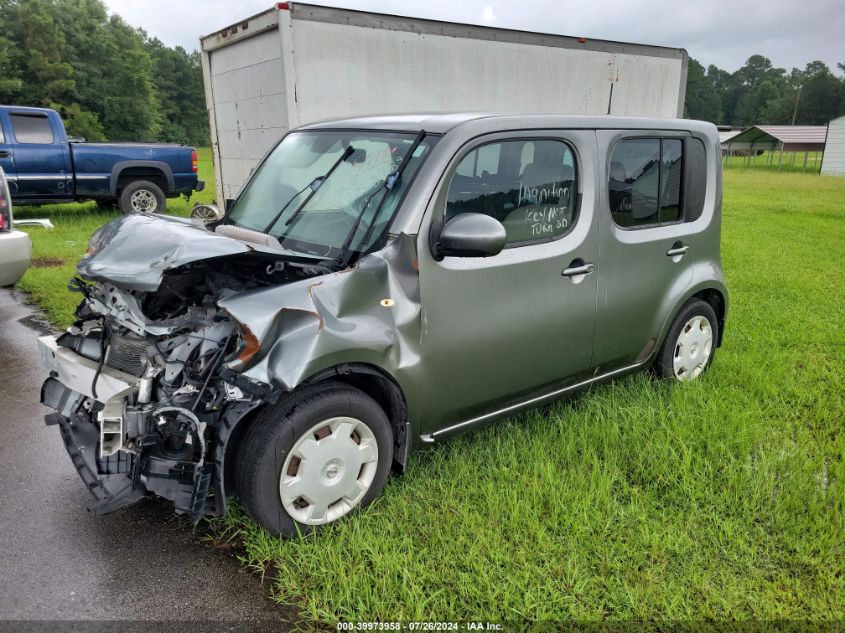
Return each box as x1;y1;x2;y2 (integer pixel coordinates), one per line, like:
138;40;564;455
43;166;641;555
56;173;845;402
57;415;145;515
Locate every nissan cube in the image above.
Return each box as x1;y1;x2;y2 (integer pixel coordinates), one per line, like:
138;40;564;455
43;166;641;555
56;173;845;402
39;114;727;536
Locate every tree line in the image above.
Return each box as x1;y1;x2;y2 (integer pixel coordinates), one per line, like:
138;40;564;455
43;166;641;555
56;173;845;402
2;0;843;141
684;55;845;126
0;0;208;145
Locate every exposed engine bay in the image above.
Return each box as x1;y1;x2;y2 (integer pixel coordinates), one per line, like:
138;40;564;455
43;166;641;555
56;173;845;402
40;253;322;520
38;212;416;525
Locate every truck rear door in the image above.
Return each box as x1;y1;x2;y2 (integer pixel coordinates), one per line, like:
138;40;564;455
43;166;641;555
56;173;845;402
7;111;72;199
0;113;17;193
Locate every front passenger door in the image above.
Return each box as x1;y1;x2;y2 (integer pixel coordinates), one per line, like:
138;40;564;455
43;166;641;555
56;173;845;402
416;132;599;435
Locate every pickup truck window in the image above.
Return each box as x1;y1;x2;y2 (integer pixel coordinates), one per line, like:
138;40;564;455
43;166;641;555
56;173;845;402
10;114;54;144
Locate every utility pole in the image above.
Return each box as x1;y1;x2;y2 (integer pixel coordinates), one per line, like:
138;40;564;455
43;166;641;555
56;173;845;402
791;86;802;126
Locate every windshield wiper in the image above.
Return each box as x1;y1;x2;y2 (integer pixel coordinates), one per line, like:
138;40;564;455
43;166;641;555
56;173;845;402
334;130;426;269
262;145;355;235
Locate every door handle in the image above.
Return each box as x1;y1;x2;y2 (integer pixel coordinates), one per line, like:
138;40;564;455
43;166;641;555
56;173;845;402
562;262;595;277
0;151;11;158
666;245;689;257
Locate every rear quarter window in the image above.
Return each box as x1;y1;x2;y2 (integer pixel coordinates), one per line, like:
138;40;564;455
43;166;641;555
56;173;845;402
684;138;708;222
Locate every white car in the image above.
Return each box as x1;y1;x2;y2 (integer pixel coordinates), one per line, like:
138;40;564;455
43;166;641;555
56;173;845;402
0;167;32;287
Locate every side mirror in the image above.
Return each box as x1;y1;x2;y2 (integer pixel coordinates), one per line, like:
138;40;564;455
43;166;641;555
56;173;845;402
434;213;506;260
190;203;224;225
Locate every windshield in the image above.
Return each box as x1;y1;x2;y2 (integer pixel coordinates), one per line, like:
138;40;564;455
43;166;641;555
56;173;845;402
227;130;434;259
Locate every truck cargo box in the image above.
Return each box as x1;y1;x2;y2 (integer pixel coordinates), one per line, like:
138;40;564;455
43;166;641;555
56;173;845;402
200;3;688;203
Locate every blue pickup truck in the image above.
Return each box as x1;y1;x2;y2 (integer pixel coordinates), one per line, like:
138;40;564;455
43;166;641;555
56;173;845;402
0;106;204;214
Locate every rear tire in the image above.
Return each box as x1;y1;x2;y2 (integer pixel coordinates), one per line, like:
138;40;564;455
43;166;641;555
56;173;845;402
655;298;719;381
118;180;166;215
235;382;394;537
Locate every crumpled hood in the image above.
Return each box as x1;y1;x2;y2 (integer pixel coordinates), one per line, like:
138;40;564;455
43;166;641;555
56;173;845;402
77;214;255;291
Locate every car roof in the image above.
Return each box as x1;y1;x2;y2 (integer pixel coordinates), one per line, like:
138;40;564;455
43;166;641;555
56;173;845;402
299;112;717;135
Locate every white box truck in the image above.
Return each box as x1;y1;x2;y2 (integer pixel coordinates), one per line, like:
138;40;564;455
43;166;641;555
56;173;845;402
200;2;689;203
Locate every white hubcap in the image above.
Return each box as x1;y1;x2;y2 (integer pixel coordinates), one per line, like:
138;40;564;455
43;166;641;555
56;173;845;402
130;189;157;213
672;315;713;381
280;416;379;525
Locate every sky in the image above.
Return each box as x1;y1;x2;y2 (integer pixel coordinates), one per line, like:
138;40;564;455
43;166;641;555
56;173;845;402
102;0;844;74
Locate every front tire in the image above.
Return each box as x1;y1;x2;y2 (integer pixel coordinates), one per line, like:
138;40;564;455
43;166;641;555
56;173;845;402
118;180;166;215
235;382;394;537
655;298;719;382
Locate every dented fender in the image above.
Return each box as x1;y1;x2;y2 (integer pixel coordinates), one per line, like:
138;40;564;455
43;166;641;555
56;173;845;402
218;233;423;427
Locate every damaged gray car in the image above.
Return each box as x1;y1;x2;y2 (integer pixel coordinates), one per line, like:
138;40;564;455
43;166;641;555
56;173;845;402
39;114;727;536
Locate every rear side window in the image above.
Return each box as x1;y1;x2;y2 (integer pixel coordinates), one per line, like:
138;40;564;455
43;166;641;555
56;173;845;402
446;139;578;246
684;138;707;222
11;114;54;144
609;138;687;228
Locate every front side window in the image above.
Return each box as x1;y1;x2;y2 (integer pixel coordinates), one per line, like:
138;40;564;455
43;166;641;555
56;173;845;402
446;139;577;246
10;114;54;144
227;130;434;259
609;138;685;228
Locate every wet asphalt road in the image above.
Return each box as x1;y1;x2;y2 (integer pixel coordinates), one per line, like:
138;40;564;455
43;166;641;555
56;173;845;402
0;289;293;629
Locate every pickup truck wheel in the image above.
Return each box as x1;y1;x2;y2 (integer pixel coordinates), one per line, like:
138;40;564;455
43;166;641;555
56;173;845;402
235;382;393;537
119;180;166;215
655;299;719;382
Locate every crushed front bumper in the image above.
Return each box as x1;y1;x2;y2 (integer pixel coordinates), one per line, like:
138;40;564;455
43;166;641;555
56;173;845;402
38;334;139;402
38;335;220;519
39;335;146;513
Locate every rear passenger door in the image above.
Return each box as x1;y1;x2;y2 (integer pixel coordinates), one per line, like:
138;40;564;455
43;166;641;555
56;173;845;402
593;131;705;371
8;111;71;198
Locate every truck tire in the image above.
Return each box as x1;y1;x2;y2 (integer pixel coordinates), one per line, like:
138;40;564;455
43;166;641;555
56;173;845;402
235;382;394;537
118;180;166;215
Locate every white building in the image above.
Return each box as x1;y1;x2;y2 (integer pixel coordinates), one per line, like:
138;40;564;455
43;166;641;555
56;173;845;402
821;115;845;175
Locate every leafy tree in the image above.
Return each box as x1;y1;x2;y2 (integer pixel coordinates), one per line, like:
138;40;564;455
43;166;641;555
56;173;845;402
146;39;209;146
684;59;721;122
0;34;23;97
0;0;75;106
52;102;106;141
797;61;845;124
0;0;203;143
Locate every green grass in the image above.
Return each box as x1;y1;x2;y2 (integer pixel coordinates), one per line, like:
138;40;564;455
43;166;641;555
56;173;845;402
210;170;845;624
14;157;845;624
13;147;216;324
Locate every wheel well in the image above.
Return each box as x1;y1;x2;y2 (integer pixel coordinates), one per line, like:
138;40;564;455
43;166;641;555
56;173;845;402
116;168;168;195
305;364;411;474
692;288;726;346
222;364;410;494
